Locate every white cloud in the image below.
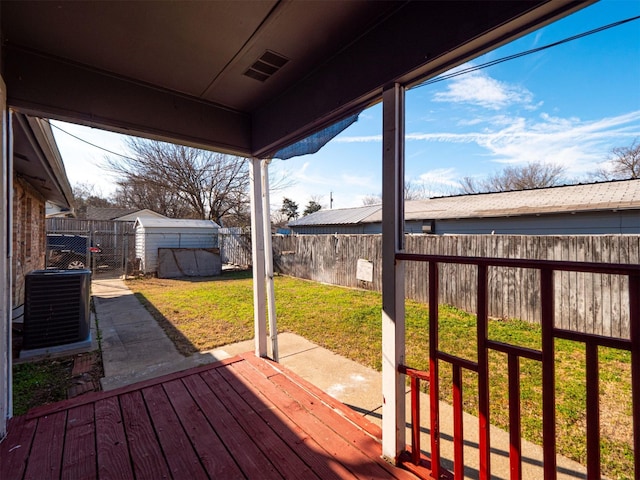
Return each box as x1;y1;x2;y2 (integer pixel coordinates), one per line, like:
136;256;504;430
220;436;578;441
433;70;535;110
322;110;640;179
334;135;382;143
417;168;460;188
341;173;375;188
447;110;640;174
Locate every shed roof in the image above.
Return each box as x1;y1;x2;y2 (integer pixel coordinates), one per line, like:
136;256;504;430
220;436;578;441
134;218;220;229
115;209;167;222
290;180;640;227
86;207;140;221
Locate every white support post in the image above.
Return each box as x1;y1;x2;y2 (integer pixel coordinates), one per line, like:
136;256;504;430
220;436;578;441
260;159;278;362
381;83;406;461
0;78;11;438
249;157;267;357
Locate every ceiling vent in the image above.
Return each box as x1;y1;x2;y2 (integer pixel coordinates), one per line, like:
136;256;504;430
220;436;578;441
244;50;289;82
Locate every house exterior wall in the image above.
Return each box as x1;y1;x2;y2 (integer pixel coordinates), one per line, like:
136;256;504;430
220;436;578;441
292;211;640;236
433;210;640;235
12;177;46;316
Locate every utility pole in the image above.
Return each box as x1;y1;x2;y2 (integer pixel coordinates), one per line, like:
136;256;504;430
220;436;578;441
330;191;333;209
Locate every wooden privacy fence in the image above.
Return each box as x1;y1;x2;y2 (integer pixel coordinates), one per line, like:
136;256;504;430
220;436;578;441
272;234;640;339
218;227;252;267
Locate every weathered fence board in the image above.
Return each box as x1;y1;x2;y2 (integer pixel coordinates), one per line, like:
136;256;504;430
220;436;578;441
272;234;639;339
218;228;252;267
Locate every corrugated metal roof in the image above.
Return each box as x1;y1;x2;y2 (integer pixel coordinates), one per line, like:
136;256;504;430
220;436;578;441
377;179;640;222
288;205;381;227
134;218;220;229
291;180;640;227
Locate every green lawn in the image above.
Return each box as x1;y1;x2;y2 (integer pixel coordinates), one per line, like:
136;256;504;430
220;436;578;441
13;358;74;416
127;272;633;479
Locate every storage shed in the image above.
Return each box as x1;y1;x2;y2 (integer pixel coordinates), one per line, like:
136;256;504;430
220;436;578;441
134;218;220;274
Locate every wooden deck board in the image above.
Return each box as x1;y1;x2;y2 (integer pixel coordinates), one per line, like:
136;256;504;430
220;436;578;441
0;415;36;479
62;403;97;480
120;391;172;480
24;410;66;480
219;362;354;480
231;359;393;479
162;378;246;479
201;368;322;480
1;355;418;480
182;372;283;479
95;397;134;480
142;384;209;480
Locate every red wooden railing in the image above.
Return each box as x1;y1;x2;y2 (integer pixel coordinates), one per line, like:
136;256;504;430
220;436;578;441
396;254;639;480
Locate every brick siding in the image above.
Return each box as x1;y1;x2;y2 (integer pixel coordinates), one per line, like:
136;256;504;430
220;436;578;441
12;177;46;310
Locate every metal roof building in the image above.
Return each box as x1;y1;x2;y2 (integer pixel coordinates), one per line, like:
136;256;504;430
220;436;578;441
288;179;640;235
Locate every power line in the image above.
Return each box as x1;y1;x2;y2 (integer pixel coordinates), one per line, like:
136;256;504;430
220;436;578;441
413;15;640;89
49;122;138;162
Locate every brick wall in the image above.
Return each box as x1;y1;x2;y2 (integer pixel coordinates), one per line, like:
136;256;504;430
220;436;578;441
12;177;46;311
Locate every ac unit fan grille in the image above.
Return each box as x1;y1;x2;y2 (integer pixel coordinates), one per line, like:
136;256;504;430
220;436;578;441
24;270;91;349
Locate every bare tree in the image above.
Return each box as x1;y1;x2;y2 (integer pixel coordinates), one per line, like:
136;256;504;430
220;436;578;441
459;162;566;194
361;181;437;206
361;194;382;206
591;138;640;181
112;179;194;218
106;138;249;225
72;182;114;218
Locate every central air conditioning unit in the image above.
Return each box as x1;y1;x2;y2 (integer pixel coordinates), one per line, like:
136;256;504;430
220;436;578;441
23;269;91;350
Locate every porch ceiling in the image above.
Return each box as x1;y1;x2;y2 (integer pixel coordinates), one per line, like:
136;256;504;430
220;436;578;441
1;0;592;158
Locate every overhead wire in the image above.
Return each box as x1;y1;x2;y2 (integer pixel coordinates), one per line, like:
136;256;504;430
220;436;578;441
49;122;138;162
412;15;640;89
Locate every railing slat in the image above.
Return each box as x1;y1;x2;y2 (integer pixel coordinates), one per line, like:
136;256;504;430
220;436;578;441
477;264;491;480
429;261;441;479
541;268;557;479
630;274;640;480
411;376;421;465
508;353;522;480
453;365;464;480
585;342;600;479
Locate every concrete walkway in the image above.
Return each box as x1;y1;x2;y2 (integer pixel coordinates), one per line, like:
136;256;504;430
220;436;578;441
92;278;588;479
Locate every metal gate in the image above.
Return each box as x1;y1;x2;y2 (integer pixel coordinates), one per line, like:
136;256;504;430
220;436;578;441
90;230;136;278
46;229;136;278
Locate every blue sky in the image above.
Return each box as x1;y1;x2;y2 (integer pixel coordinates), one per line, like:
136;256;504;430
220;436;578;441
52;0;640;211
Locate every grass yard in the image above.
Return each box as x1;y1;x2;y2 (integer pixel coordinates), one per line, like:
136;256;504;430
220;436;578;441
127;272;633;479
13;357;74;416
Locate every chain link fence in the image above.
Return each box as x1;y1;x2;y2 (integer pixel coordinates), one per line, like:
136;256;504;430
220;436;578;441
46;229;137;278
46;220;253;277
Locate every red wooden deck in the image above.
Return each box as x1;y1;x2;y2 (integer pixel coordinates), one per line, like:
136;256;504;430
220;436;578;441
1;352;419;480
